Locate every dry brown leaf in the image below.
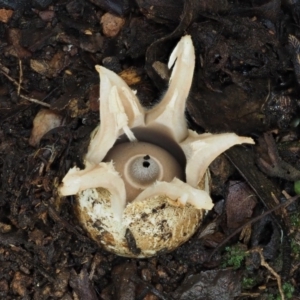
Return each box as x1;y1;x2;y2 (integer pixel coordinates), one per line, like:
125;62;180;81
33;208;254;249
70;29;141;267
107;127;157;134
119;68;141;86
88;84;100;112
11;271;33;297
29;109;63;147
5;28;31;58
38;10;55;22
226;181;257;229
30;51;70;78
0;8;13;23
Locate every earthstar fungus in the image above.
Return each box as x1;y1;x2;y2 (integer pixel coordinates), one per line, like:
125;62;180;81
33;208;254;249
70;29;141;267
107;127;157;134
59;35;254;258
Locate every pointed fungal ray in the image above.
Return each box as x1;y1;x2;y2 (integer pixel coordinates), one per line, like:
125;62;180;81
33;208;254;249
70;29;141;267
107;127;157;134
145;35;195;143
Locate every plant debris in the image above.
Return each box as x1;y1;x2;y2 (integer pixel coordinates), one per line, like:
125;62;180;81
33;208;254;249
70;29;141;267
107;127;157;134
0;0;300;299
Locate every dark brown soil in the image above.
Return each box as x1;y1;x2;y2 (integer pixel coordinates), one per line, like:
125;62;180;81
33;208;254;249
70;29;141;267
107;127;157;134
0;0;300;299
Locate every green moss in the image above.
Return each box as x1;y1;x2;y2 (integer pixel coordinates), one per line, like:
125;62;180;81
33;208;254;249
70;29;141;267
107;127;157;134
221;244;247;270
264;282;295;300
242;276;256;289
291;238;300;258
282;282;295;299
290;212;300;227
275;282;295;300
294;180;300;195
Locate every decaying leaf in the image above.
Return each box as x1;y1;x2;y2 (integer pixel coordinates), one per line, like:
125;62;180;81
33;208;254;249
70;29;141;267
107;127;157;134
0;8;13;23
30;51;70;78
29;109;63;147
173;269;241;300
226;181;257;229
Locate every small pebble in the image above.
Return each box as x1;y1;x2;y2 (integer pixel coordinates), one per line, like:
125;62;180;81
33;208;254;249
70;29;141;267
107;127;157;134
101;13;125;37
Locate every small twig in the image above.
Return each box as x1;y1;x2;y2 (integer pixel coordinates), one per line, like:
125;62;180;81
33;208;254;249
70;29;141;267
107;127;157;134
20;94;50;107
36;265;56;283
41;86;58;102
1;61;50;107
291;262;300;278
239;292;260;298
46;202;91;243
131;275;169;300
208;194;299;261
0;67;27;91
250;248;284;300
17;59;23;96
89;253;102;281
261;79;271;111
281;190;291;200
258;133;300;181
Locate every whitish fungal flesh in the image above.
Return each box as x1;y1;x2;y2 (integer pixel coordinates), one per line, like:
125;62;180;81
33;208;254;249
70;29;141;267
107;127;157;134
59;35;254;258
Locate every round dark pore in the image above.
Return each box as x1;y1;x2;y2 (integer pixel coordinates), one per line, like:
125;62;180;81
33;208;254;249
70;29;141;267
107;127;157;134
103;127;187;201
113;126;187;177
